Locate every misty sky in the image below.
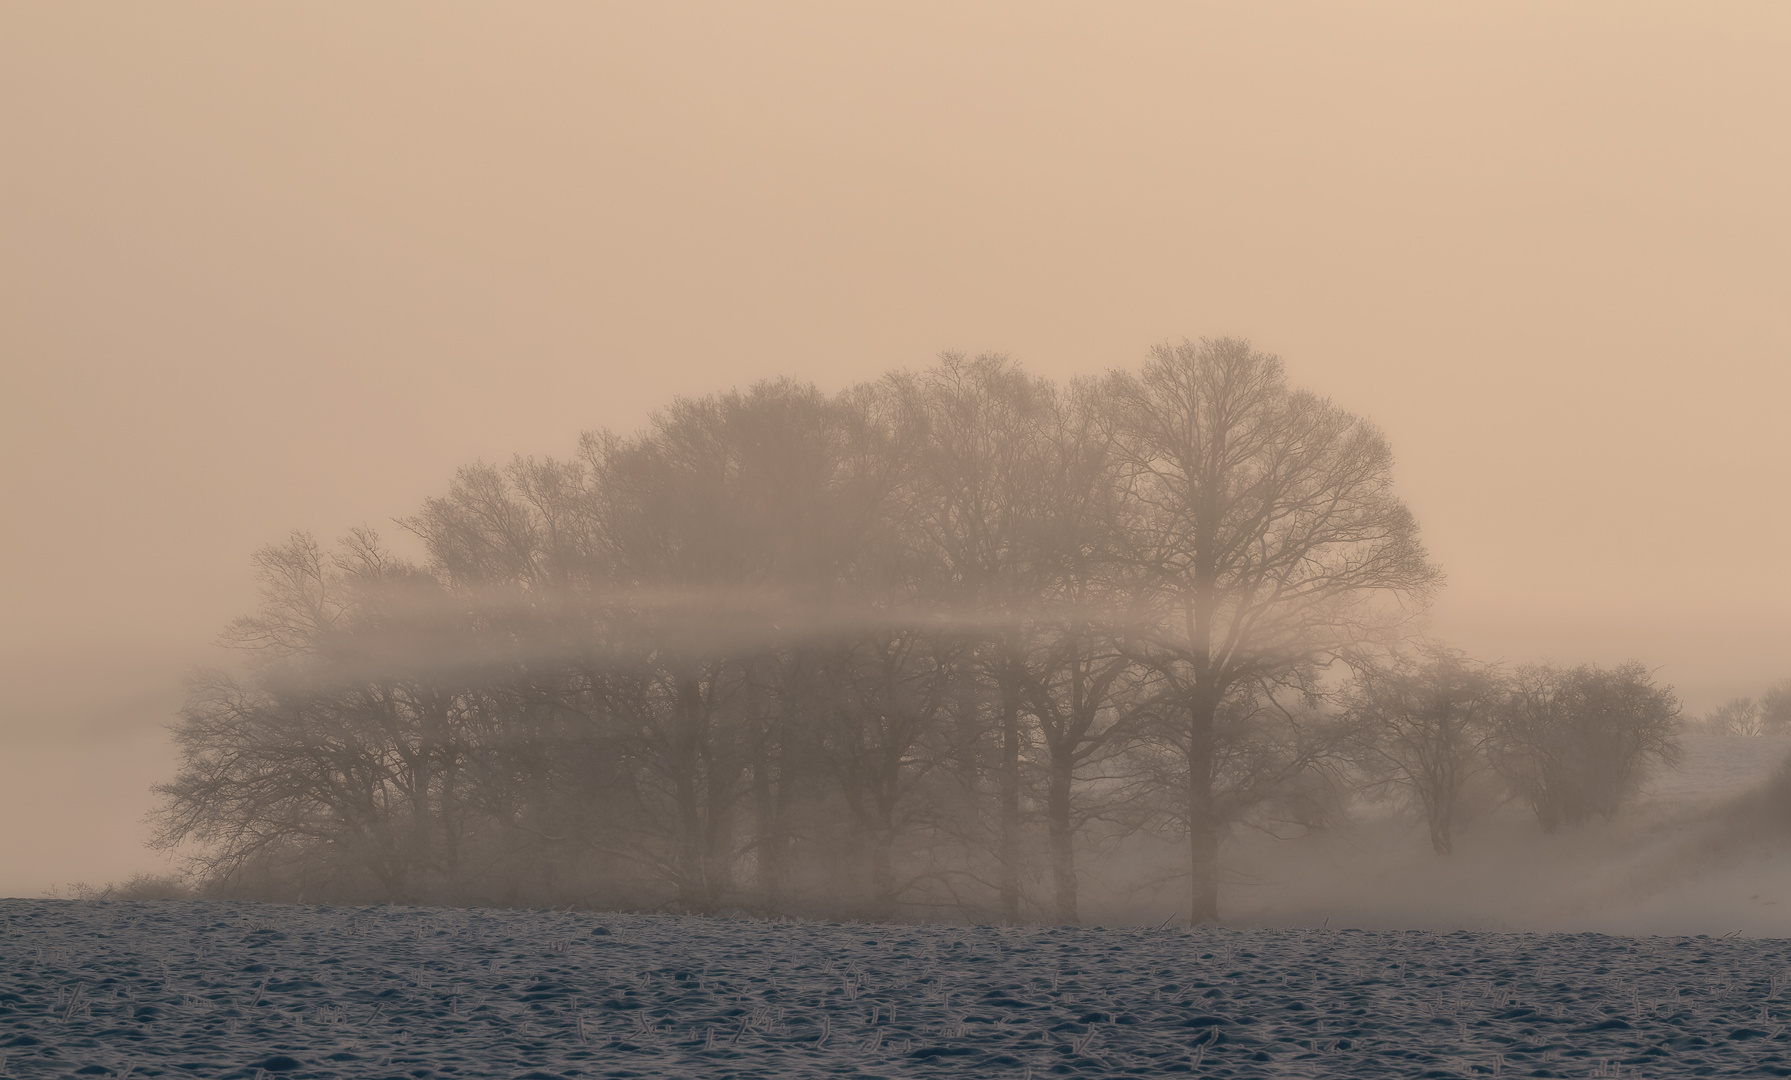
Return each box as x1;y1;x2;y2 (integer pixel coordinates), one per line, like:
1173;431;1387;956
2;3;1787;895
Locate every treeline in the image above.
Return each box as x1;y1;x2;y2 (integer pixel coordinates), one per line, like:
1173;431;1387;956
1693;681;1791;737
152;340;1679;923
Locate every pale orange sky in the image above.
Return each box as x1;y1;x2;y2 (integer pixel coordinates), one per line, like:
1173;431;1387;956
2;3;1787;894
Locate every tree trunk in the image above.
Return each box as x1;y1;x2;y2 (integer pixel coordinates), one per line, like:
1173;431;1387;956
1047;746;1078;924
673;793;708;912
1427;797;1453;855
1425;756;1457;855
1187;695;1220;926
672;675;713;913
751;744;784;911
998;666;1023;923
866;826;897;921
407;757;432;904
701;755;735;913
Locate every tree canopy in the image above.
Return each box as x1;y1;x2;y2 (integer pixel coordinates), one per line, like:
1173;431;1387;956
153;340;1680;923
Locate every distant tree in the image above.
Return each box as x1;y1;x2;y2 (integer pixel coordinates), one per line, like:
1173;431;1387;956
1010;380;1148;926
1102;338;1439;924
153;531;477;902
404;453;660;908
1493;661;1681;832
404;378;953;918
578;382;909;914
1701;697;1762;737
814;627;967;920
1346;644;1503;854
895;355;1145;924
895;354;1051;922
1761;679;1791;736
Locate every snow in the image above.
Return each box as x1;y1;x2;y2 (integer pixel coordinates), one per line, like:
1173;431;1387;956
6;900;1791;1078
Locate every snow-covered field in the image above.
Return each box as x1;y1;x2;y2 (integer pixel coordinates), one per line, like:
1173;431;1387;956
6;899;1791;1078
7;736;1791;1078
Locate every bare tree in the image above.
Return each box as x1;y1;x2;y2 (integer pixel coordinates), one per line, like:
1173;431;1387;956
1761;679;1791;736
1347;644;1503;854
579;388;833;913
1701;697;1762;737
896;354;1061;921
1493;661;1681;832
154;531;478;903
1102;338;1438;924
1009;378;1147;925
896;357;1153;924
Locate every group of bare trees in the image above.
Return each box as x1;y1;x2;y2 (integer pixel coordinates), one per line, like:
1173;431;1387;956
152;339;1679;923
1347;650;1681;853
1696;680;1791;737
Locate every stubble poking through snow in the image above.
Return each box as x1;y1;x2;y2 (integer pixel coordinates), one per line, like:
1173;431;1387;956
5;902;1791;1078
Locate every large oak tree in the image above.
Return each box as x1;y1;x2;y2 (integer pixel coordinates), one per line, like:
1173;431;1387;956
1103;338;1439;924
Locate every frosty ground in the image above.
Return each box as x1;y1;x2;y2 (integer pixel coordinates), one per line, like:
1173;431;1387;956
6;900;1791;1079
